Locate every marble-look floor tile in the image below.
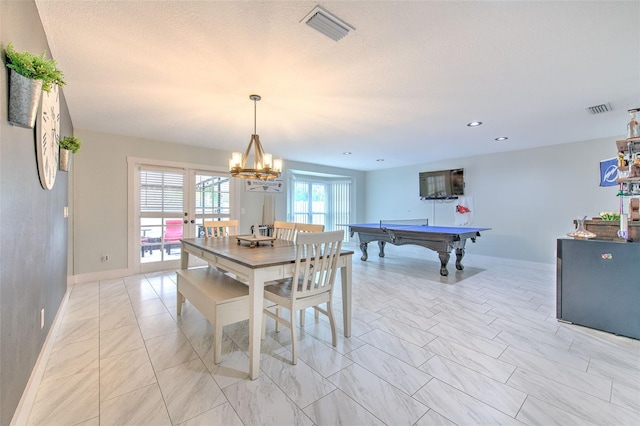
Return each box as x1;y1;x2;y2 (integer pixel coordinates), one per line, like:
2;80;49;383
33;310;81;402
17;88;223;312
569;337;640;371
304;389;385;426
376;306;439;330
347;344;432;395
100;383;171;426
260;350;336;407
498;346;612;400
432;300;496;324
42;338;99;383
99;324;145;359
223;375;314;425
99;291;132;313
495;330;590;370
132;297;169;318
301;315;367;354
24;260;640;426
586;356;640;389
63;296;99;323
137;311;181;340
328;363;428;425
53;316;99;348
611;381;640;413
507;368;640;425
414;409;457;426
492;318;573;349
284;334;354;377
207;338;250;388
156;358;227;424
369;316;437;346
100;347;157;401
359;328;435;367
28;368;99;426
145;330;199;372
412;378;523;425
126;281;159;303
428;323;507;358
99;305;138;332
178;317;213;358
515;395;599;426
177;402;244;426
420;355;526;417
425;337;515;383
430;311;500;339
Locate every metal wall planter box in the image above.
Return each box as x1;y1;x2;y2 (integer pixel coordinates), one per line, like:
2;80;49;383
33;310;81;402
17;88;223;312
8;69;42;128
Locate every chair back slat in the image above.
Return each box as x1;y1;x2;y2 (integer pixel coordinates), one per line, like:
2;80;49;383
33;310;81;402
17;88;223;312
294;223;324;242
292;230;343;298
273;220;296;241
203;220;238;238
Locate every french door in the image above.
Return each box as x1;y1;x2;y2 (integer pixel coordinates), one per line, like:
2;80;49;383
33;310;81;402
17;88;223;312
131;160;234;273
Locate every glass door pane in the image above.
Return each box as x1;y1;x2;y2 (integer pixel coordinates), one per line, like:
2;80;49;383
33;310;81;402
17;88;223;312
139;169;186;267
192;172;231;237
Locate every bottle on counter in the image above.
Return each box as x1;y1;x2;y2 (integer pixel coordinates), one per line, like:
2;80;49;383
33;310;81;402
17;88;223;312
628;108;640;139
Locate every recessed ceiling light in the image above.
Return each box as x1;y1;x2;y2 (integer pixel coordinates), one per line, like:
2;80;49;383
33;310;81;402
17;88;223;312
495;136;509;141
343;152;352;155
376;159;384;162
467;121;483;127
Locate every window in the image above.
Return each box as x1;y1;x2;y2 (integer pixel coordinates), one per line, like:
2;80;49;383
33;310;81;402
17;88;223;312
288;171;352;235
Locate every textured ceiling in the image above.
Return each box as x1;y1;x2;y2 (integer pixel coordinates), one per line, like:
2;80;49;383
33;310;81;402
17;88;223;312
34;0;640;171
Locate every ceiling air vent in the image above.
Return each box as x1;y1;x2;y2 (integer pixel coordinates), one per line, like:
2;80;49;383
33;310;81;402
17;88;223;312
586;103;612;115
302;5;354;41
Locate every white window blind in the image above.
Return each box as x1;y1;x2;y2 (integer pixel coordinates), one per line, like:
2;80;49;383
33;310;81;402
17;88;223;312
140;170;184;213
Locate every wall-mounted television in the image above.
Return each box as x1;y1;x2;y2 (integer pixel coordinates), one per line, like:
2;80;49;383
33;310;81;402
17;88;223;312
419;168;464;199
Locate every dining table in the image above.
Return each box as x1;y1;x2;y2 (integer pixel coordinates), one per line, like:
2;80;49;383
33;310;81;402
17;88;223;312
180;236;354;380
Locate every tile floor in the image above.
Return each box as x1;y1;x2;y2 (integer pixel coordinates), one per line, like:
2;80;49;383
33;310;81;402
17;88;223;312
24;243;640;425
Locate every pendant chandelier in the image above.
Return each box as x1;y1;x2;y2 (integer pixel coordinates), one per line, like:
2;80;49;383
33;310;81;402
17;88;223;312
229;94;282;179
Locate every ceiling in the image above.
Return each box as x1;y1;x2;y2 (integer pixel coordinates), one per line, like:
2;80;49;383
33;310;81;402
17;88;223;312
34;0;640;171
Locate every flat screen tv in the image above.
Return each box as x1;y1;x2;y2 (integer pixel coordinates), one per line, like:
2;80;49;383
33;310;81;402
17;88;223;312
419;168;464;199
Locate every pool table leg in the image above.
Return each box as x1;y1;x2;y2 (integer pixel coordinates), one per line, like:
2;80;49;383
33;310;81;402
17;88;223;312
359;242;369;261
438;251;450;276
455;247;465;271
378;241;386;258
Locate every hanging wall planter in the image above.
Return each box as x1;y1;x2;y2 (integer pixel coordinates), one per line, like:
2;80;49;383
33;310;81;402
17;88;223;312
59;136;81;172
59;148;71;171
4;43;65;128
8;69;43;128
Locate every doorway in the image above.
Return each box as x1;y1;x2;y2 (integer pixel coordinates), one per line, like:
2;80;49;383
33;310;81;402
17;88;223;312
130;159;236;273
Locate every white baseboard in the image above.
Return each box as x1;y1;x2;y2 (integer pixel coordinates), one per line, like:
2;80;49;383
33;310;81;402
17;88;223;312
10;289;71;426
69;267;134;285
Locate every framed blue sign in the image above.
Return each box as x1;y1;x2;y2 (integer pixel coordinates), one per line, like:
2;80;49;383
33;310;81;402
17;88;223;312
599;157;619;187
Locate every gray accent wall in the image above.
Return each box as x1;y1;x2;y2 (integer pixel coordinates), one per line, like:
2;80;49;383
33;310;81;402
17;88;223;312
0;2;71;424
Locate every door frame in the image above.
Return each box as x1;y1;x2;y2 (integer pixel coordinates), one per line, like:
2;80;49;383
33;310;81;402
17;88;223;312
127;157;240;274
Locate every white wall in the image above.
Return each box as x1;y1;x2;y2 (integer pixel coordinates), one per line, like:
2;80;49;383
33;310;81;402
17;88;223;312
71;129;365;276
366;136;623;264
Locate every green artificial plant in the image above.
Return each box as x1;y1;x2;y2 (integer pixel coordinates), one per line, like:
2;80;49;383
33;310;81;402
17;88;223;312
4;42;65;92
59;136;81;154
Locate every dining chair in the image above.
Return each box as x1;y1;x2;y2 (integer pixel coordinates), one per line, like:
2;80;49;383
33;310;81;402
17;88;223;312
203;220;238;238
273;220;296;241
294;223;324;235
164;219;183;255
202;220;240;276
293;223;325;325
263;230;344;365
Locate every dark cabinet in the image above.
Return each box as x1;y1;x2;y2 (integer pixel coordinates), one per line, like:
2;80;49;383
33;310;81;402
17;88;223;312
556;238;640;339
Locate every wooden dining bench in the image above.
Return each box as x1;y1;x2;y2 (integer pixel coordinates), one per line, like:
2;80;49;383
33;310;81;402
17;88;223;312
176;267;249;364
